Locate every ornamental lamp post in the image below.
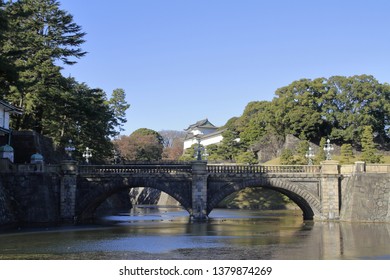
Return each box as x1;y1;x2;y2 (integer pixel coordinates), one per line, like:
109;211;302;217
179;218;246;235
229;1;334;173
305;146;315;165
82;147;92;164
65;140;75;160
203;147;209;160
194;135;204;161
113;148;120;164
323;139;334;160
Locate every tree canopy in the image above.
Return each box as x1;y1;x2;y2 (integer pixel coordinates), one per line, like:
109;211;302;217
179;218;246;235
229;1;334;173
204;75;390;163
114;128;164;162
0;0;130;163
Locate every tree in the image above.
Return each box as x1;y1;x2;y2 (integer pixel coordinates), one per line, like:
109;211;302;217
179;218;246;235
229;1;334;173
159;130;186;148
323;75;389;146
295;140;310;165
179;143;198;161
340;144;354;164
108;88;130;136
236;151;258;164
280;149;295;165
162;137;184;160
114;128;164;161
273;78;328;142
0;0;17;97
211;117;244;161
159;130;185;160
360;126;383;163
313;137;326;164
3;0;86;131
1;1;129;163
41;78;118;162
237;101;271;145
237;75;390;149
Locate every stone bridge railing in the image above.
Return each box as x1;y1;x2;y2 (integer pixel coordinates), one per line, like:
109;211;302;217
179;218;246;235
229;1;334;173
77;163;390;175
78;164;192;174
77;163;323;175
207;164;322;174
3;159;390;176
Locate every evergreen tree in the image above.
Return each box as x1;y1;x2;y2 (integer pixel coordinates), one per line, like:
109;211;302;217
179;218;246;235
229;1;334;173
314;137;327;164
295;140;310;165
179;143;200;161
361;126;383;163
280;149;295;165
323;75;388;146
108;88;130;136
236;150;258;164
0;0;17;97
4;0;86;131
211;117;243;161
0;1;128;163
273;78;328;142
340;144;354;163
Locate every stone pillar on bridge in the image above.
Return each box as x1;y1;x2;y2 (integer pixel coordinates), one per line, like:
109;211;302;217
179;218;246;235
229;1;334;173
191;161;208;221
354;161;366;173
60;160;78;223
320;160;340;220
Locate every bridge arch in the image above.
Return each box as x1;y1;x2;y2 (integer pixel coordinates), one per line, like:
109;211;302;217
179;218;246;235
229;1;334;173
207;177;321;220
76;175;192;222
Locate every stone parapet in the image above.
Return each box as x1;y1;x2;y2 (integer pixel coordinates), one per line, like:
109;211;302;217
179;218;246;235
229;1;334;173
60;160;78;175
320;160;340;175
0;158;15;173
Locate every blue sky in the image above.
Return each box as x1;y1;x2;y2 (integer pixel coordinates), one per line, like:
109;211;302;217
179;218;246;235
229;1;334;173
59;0;390;135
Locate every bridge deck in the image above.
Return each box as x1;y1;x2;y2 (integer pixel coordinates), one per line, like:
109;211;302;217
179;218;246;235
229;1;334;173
207;164;321;174
78;164;322;174
78;164;193;174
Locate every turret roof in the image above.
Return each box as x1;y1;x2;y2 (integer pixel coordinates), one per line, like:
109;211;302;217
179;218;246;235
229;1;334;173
184;118;217;131
0;99;23;114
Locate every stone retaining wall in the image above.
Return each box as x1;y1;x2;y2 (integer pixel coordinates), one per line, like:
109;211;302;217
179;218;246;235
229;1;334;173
340;173;390;222
0;172;61;227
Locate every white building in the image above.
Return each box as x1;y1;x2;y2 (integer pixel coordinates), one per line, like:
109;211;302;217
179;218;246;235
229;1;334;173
0;99;22;141
0;99;22;162
183;119;224;150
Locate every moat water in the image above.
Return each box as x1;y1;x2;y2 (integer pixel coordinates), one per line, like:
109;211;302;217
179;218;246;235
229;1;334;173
1;207;390;260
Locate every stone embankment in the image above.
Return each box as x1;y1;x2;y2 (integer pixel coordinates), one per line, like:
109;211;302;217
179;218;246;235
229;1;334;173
0;171;61;227
341;173;390;222
0;179;16;227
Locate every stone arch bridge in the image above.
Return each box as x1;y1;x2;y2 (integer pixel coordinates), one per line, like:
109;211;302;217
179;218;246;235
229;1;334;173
59;160;357;222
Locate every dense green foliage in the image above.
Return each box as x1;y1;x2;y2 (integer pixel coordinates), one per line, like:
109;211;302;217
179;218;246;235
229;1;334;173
340;144;354;164
206;75;390;163
360;126;383;163
0;0;129;162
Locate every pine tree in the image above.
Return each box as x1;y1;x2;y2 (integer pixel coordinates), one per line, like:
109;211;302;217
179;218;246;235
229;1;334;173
314;137;326;164
280;149;295;165
340;144;354;163
4;0;86;131
108;88;130;136
0;0;17;97
295;140;310;165
361;126;383;163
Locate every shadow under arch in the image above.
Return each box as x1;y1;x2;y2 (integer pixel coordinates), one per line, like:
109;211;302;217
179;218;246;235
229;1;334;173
76;175;192;222
207;177;321;220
